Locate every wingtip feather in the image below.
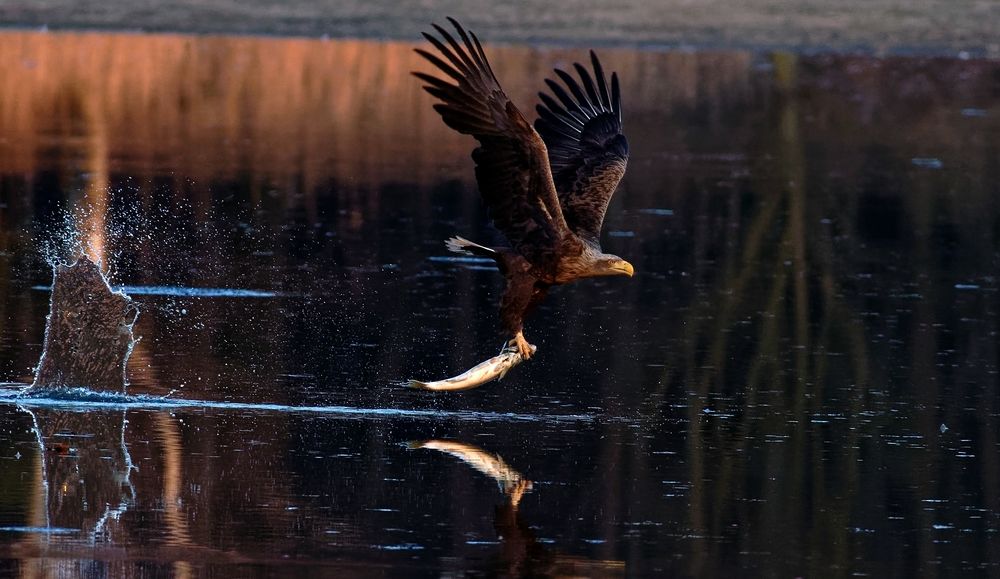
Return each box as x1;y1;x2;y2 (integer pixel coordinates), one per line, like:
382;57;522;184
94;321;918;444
572;62;601;108
590;51;611;107
611;72;622;121
554;69;599;117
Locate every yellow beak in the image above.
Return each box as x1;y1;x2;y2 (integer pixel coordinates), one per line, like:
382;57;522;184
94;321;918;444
615;261;635;277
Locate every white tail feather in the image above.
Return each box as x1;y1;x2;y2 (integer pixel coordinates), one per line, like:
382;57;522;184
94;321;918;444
445;236;494;255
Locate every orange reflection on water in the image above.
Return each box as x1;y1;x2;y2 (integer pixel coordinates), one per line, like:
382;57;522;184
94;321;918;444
0;30;751;191
0;31;480;184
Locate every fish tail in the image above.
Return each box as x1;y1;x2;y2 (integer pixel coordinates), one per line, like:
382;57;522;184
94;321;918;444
445;236;495;257
408;379;430;390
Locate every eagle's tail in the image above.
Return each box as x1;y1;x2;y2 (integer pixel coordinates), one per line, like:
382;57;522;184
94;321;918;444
445;236;495;257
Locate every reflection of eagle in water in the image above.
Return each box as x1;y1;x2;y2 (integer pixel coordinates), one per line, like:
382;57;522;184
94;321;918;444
415;18;633;359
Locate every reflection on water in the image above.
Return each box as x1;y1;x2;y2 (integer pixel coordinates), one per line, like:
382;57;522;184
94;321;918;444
0;30;999;575
12;408;135;576
411;440;625;577
409;439;534;507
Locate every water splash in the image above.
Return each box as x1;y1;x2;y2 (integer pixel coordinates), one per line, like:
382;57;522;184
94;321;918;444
36;206;87;268
31;257;137;392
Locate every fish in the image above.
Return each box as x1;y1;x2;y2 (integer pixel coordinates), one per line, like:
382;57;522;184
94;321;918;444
407;344;536;391
407;439;532;504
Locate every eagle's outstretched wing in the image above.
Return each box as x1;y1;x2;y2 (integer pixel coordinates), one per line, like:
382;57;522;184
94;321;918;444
534;51;629;246
414;18;580;268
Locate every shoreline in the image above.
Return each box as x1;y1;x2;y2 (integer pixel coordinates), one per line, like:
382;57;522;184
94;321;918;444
1;1;998;59
1;24;998;60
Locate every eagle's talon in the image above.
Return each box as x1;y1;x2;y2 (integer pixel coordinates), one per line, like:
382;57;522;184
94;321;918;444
512;333;534;360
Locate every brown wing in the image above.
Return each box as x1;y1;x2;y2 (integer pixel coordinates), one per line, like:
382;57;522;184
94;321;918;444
414;18;581;268
534;51;629;246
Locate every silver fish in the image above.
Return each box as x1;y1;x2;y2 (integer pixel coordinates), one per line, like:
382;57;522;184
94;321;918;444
408;439;532;505
408;344;536;391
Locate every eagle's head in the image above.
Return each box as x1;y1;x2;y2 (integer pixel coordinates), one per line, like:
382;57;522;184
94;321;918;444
596;256;634;277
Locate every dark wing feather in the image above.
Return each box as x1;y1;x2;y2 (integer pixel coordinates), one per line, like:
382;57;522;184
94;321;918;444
534;51;629;246
414;18;581;268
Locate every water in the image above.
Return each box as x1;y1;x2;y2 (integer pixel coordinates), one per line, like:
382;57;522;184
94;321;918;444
0;31;998;576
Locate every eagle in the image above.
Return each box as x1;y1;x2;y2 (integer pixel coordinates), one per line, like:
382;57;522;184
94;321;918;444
415;18;632;360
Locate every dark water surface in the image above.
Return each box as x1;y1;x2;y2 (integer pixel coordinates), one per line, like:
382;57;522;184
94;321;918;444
0;31;999;576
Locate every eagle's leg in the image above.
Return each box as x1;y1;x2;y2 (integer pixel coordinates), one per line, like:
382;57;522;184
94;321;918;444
508;331;535;359
499;266;548;361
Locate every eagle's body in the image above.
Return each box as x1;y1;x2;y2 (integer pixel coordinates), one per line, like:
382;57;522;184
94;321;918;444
415;19;632;358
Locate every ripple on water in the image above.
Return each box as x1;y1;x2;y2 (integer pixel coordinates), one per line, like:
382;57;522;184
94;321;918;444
0;386;595;424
